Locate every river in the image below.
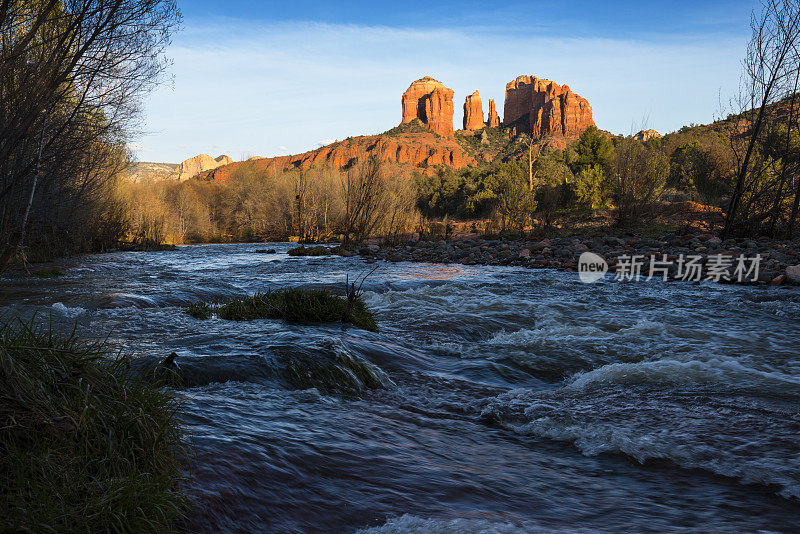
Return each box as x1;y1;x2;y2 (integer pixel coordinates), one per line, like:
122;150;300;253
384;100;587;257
2;243;799;533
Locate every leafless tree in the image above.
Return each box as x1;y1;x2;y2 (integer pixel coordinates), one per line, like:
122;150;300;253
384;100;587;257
0;0;181;270
723;0;800;239
341;157;388;244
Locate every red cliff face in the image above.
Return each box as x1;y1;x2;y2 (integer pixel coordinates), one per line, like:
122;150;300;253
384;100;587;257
487;99;500;128
202;132;476;181
401;77;455;137
463;90;485;130
503;75;594;138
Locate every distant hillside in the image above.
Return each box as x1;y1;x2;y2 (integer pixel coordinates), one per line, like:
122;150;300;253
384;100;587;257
125;154;235;182
125;161;179;182
670;95;800;138
200;126;479;181
145;80;797;185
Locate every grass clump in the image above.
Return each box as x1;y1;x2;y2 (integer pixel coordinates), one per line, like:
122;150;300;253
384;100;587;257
187;302;213;319
186;288;378;332
0;319;187;532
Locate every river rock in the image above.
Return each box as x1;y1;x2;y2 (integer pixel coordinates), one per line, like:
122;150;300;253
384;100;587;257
786;265;800;284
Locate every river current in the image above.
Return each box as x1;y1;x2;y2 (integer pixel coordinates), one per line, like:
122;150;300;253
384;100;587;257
2;243;799;533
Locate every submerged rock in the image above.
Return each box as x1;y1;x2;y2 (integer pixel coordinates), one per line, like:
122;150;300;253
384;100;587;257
127;342;392;396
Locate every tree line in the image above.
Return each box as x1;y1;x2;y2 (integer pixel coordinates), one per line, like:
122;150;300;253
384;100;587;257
119;158;420;246
415;126;734;234
414;0;800;239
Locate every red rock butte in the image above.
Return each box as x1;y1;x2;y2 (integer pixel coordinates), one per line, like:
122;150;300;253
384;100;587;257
463;90;485;130
503;75;594;138
401;76;455;137
193;74;598;182
487;99;500;128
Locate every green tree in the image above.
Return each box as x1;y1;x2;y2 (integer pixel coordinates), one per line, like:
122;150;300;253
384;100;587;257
532;148;574;227
569;126;615;208
611;138;669;226
487;161;536;233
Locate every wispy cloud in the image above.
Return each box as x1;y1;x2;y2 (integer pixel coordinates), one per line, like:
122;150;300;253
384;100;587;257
126;142;152;153
132;19;748;162
126;143;153;159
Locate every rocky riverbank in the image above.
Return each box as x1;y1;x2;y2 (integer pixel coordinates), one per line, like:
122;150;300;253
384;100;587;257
350;234;800;286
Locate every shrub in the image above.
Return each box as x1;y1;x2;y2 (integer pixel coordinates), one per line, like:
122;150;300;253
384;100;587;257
610;138;669;226
572;164;609;209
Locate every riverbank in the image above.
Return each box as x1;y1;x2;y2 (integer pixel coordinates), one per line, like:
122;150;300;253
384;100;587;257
0;321;187;532
353;233;800;285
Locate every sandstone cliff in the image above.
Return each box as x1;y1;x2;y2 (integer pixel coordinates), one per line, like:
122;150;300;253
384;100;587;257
503;75;594;138
401;77;455;137
125;162;179;183
634;129;662;142
487;99;500;128
202;131;476;181
174;154;233;181
463;90;485;130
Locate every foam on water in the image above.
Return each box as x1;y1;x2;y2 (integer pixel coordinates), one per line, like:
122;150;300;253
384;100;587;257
568;357;800;396
357;514;585;534
480;385;800;499
51;302;85;318
356;514;580;534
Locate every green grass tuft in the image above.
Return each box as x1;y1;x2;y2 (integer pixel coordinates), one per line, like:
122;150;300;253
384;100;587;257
187;302;213;319
0;319;187;532
186;288;378;332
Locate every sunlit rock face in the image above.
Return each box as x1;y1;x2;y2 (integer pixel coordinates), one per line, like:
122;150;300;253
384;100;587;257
487;98;500;128
503;75;594;138
401;76;455;137
463;90;485;130
175;154;232;181
634;129;662;141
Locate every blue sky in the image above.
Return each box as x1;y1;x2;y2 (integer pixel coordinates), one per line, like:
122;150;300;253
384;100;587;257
130;0;755;163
